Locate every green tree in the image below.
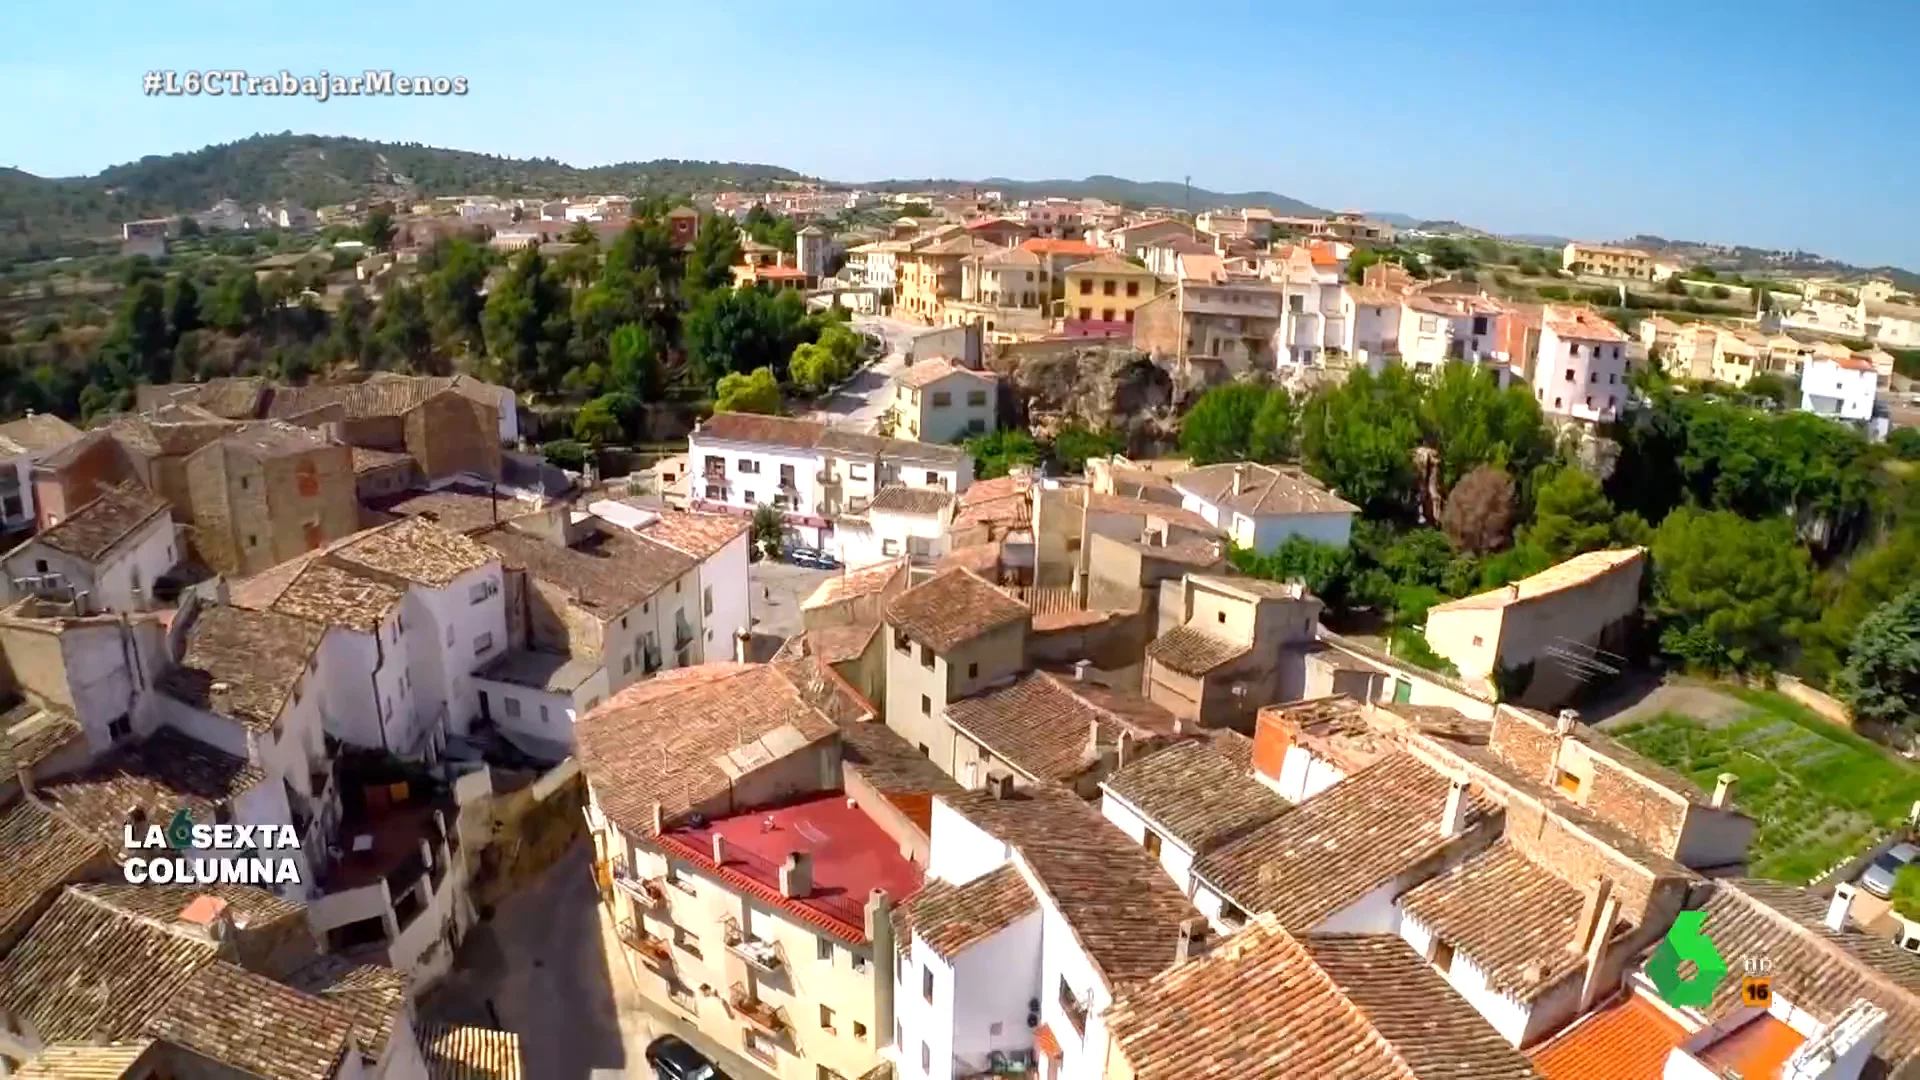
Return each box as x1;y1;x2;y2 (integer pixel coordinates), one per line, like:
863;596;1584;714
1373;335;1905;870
1230;536;1359;609
751;503;785;561
1180;383;1293;465
714;366;783;414
330;285;374;369
541;439;588;471
1419;364;1552;489
362;208;396;252
1052;424;1124;473
573;396;626;446
965;429;1043;479
1840;588;1920;729
422;236;489;355
1888;428;1920;462
203;269;263;333
1649;507;1816;674
372;283;436;373
163;275;201;344
1300;365;1422;518
481;248;572;391
1524;466;1621;561
607;322;661;399
684;213;744;298
101;277;172;386
564;220;598;246
684;286;811;386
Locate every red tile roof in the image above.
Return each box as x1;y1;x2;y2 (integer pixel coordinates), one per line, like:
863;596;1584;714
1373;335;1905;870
1529;992;1687;1080
1020;238;1102;257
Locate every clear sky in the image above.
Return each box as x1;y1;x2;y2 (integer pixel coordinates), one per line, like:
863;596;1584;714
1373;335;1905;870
3;0;1915;268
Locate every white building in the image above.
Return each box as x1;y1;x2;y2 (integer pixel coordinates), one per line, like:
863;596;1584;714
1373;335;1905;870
470;649;607;759
1530;305;1632;423
1170;462;1358;553
1262;243;1349;368
1801;352;1879;423
1;484;177;614
896;786;1202;1080
891;360;998;444
1340;285;1404;360
688;412;973;556
1398;293;1506;377
0;413;82;530
587;498;753;673
837;485;957;570
796;223;832;283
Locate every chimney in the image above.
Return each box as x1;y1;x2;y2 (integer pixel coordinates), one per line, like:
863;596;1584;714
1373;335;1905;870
734;628;751;664
1712;772;1737;809
1439;776;1470;837
780;851;813;898
711;833;728;865
651;801;664;835
1827;883;1856;933
1556;709;1580;736
989;773;1015;800
1578;889;1623;1012
1073;659;1092;682
1086;716;1102;762
1174;917;1208;964
1117;731;1135;769
1571;877;1615;955
868;888;896;1031
1231;465;1247;497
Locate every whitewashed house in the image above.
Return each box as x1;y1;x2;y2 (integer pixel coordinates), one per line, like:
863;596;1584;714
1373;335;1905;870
1;484;177;614
1170;462;1358;553
1801;352;1879;424
838;485;957;569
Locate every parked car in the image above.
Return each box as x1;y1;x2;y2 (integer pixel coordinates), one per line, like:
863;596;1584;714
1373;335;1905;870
785;546;840;570
1859;842;1920;898
645;1035;727;1080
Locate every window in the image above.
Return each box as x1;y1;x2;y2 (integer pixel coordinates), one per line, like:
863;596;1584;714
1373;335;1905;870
921;1044;931;1072
925;470;940;486
674;926;701;957
33;559;47;573
1078;279;1092;295
469;578;498;604
818;936;835;962
473;632;494;656
1569;342;1579;356
539;704;550;723
853;1021;868;1040
1125;310;1135;323
895;629;911;654
853;953;867;973
920;694;931;715
108;716;132;741
882;539;900;556
1553;397;1563;409
1103;280;1116;296
1471;635;1483;647
623;655;633;674
1102;308;1115;322
1432;939;1455;974
1078;307;1091;321
1217;610;1226;624
240;476;250;490
931;391;951;407
920;643;935;670
967;662;978;679
1555;768;1583;796
1143;830;1162;858
922;967;934;1003
247;534;258;548
1219;900;1248;928
820;1004;835;1031
504;697;522;718
1564;368;1574;381
966;390;987;407
738;459;761;474
917;742;929;756
1126;281;1139;297
966;418;986;434
850;464;868;481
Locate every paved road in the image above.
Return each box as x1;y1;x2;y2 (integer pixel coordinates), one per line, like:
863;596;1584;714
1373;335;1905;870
747;559;837;654
800;315;921;431
424;844;776;1080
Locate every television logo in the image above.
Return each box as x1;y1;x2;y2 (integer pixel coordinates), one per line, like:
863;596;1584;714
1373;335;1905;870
121;809;304;887
1741;958;1773;1008
1648;911;1728;1008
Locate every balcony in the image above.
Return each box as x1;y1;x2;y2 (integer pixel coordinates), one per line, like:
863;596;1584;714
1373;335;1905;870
613;868;668;908
723;917;783;972
729;983;788;1035
618;918;674;968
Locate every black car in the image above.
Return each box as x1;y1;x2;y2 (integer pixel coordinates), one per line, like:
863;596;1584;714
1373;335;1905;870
644;1035;727;1080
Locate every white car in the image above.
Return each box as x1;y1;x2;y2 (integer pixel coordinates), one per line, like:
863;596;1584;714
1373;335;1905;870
1859;842;1920;899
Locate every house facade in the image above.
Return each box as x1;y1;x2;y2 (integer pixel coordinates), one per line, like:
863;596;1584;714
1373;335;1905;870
1530;306;1631;423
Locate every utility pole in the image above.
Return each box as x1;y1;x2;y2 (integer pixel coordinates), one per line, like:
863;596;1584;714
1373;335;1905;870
1184;175;1191;219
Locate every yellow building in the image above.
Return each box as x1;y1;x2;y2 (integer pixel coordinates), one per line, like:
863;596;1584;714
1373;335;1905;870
896;235;995;323
1709;329;1763;387
1062;253;1161;333
1562;242;1673;282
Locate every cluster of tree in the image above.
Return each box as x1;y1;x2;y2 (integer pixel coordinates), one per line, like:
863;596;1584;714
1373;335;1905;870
962;423;1123;479
741;205;798;254
1190;364;1914;710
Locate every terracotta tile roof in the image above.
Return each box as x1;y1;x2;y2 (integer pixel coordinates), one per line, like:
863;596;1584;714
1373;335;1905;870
945;671;1176;784
371;487;518;535
147;961;355;1080
800;622;880;665
769;644;877;726
245;558;404;635
1106;913;1540;1080
1398;842;1608;1001
1189;572;1311;602
835;718;965;799
268;374;502;422
898;357;994;390
884;568;1030;653
1146;625;1249;676
159;605;325;731
1065;252;1158;277
1101;733;1289;853
980;246;1042;267
1194;754;1495;928
1020;238;1102;257
1127;535;1223;567
894;864;1037;960
0;796;110;943
1430;548;1644;613
635;508;749;561
482;522;695;617
575;663;839;834
936;541;1003;576
1528;992;1688;1080
34;727;266;843
693;411;829;450
28;483;170;562
72;881;304;934
1172;462;1358;518
1345;285;1406;307
866;484;957;516
942;785;1199;987
0;413;84;454
817;426;970;466
286;956;408;1061
1083;491;1218;534
10;1041;158;1079
1259;696;1397;774
802;558;908;611
135;378;271;420
216;420;334;459
1683;878;1920;1071
1;703;85;779
417;1022;526;1080
331;516;497;588
0;886;220;1042
1542;304;1629;343
349;446;416;475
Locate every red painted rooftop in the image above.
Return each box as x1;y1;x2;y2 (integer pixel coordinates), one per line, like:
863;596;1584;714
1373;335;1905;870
664;791;923;939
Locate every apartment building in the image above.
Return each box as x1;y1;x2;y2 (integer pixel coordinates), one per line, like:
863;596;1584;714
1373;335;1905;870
1260;242;1348;367
0;414;82;532
1131;277;1286;375
1561;242;1671;281
578;663;922;1080
1171;462;1357;552
1801;351;1879;423
1061;253;1159;338
1530;306;1632;423
890;360;997;444
1340;283;1406;359
1398;292;1507;375
688;413;973;555
898;235;998;323
1423;548;1646;707
1;484;176;614
894;784;1200;1080
838;485;957;570
1018;238;1102;310
1784;289;1869;339
1142;573;1322;730
881;569;1030;777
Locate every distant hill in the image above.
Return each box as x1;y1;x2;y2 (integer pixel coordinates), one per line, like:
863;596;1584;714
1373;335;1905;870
859;174;1324;216
0;132;809;258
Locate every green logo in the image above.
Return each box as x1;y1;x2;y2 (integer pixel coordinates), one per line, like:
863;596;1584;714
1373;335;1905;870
1648;910;1727;1008
165;809;195;850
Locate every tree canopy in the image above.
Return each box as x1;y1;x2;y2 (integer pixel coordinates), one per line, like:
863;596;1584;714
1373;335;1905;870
714;366;783;415
1649;507;1816;674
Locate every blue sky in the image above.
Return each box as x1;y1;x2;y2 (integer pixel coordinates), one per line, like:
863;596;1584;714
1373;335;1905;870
3;0;1915;268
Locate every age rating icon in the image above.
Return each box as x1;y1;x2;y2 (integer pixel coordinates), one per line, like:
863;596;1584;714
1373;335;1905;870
1648;910;1728;1008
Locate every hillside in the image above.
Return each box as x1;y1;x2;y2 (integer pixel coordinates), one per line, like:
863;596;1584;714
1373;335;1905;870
1;133;809;257
860;174;1324;216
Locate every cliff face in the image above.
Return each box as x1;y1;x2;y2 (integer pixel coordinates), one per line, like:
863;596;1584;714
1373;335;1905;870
987;342;1179;451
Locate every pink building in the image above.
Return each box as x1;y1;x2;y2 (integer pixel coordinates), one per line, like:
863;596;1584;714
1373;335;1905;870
1531;306;1631;423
